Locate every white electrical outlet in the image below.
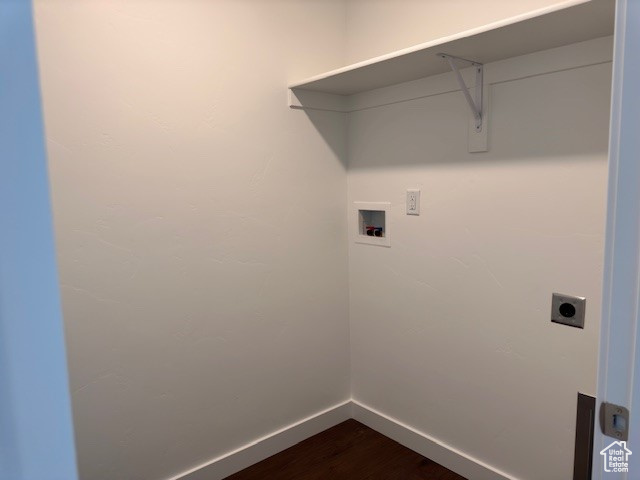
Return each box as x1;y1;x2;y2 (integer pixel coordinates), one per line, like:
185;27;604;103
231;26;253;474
406;189;420;215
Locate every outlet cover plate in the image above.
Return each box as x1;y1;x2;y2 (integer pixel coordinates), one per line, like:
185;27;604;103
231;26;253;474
406;189;420;215
551;293;586;329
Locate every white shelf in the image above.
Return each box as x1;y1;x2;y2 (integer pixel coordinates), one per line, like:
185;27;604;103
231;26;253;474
289;0;614;97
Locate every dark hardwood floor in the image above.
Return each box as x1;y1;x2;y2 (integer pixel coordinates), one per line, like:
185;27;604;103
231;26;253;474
224;419;467;480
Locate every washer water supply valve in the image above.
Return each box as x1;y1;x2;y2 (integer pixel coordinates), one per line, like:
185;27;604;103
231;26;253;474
365;225;383;237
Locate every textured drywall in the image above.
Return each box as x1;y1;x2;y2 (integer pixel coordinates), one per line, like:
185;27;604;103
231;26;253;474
33;2;613;479
33;2;349;479
345;0;584;63
348;60;610;479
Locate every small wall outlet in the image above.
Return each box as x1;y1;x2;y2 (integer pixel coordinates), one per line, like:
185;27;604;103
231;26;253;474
406;189;420;215
551;293;586;329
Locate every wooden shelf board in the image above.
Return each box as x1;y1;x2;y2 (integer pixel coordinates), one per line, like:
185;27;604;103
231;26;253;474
289;0;614;96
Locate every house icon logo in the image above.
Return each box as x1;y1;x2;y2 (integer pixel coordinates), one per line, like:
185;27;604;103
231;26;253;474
600;440;632;473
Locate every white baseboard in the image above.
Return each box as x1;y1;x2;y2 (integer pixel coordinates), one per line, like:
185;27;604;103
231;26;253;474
170;399;515;480
351;400;515;480
169;400;352;480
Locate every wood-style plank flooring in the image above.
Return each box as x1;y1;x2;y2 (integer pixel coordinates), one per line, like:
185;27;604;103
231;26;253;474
224;419;467;480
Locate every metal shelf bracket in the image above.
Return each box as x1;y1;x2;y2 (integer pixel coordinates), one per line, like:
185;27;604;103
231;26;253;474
438;53;484;131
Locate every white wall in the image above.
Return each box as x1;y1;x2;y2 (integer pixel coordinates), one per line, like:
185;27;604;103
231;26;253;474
32;2;613;479
344;4;612;478
33;2;349;479
345;0;581;63
0;1;77;479
347;52;611;480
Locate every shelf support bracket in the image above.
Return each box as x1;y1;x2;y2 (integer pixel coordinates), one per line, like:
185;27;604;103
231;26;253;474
438;53;483;132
